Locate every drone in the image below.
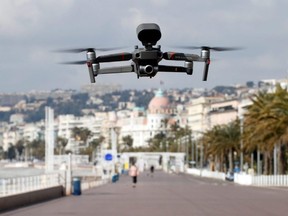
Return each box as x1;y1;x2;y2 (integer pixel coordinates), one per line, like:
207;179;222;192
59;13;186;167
59;23;239;83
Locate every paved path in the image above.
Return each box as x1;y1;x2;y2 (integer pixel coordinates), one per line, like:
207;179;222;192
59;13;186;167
2;171;288;216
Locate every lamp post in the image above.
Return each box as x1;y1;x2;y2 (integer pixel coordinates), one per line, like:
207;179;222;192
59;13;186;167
240;117;244;172
191;130;203;169
191;135;194;164
180;135;190;166
200;137;203;170
195;141;198;168
185;136;189;165
257;146;261;175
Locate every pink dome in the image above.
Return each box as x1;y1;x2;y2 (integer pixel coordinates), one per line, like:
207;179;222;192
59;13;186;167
148;89;170;111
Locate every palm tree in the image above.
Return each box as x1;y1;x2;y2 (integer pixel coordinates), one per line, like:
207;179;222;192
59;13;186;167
242;90;273;174
90;136;105;161
0;146;4;160
203;126;226;171
269;85;288;173
80;128;92;146
149;133;166;152
15;139;25;160
122;135;134;151
7;143;16;161
243;84;288;174
79;136;105;162
29;139;45;160
71;127;92;147
56;136;68;155
203;119;240;172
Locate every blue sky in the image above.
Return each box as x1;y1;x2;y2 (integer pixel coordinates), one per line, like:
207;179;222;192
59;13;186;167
0;0;287;92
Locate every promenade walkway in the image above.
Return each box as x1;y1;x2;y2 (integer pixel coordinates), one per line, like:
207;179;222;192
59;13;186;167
2;171;288;216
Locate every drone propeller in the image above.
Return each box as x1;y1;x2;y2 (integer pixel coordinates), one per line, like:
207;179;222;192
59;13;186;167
176;46;242;51
59;60;87;65
54;47;125;53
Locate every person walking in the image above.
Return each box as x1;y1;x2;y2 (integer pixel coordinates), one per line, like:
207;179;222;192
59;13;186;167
150;165;154;177
129;162;139;188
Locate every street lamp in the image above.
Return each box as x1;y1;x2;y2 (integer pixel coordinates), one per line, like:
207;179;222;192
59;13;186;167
179;135;190;166
191;130;203;169
200;137;203;170
240;117;244;172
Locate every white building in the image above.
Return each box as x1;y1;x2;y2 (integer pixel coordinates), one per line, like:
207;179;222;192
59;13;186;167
118;89;175;148
2;127;22;151
208;98;239;128
186;96;223;134
0;122;45;151
56;114;105;152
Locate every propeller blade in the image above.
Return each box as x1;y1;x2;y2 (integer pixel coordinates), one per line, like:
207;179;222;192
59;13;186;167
54;47;125;53
176;46;242;51
207;46;242;51
59;60;87;65
55;48;96;53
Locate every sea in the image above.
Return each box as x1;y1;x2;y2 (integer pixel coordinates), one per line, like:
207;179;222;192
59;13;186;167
0;162;45;179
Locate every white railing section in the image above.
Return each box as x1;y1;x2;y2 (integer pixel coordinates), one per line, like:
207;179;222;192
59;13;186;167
186;168;225;181
251;175;288;187
81;178;109;190
234;173;252;185
0;172;65;197
186;169;288;187
186;168;201;176
0;171;109;197
201;169;225;180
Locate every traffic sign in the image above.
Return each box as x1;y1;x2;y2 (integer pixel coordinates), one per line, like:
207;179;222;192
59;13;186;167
105;153;113;161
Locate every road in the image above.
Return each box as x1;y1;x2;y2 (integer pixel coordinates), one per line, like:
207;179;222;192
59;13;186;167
2;171;288;216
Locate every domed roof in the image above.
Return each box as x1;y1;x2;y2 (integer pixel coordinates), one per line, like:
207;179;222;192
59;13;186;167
148;89;170;111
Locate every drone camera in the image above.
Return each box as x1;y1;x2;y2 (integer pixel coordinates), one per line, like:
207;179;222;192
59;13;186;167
139;65;158;76
137;23;161;46
144;65;153;74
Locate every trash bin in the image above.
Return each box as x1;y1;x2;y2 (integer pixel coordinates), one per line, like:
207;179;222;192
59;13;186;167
72;177;81;195
121;170;128;175
112;175;117;183
112;174;120;183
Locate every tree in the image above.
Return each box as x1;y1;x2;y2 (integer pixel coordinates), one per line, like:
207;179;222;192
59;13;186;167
80;136;105;161
90;136;105;160
122;135;134;151
203;119;240;172
7;143;16;161
56;136;68;155
15;139;25;159
243;84;288;174
0;146;4;160
29;139;45;160
148;133;166;152
71;127;92;147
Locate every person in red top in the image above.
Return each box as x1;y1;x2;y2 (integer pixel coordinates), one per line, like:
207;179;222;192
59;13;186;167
129;162;139;188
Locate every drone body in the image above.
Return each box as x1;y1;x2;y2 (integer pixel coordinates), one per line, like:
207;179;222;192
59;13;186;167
61;23;239;83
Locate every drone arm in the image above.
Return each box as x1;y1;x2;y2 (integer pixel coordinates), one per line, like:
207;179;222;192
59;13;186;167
163;52;203;62
96;52;132;63
88;63;96;83
202;59;210;81
158;65;187;73
96;65;134;75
